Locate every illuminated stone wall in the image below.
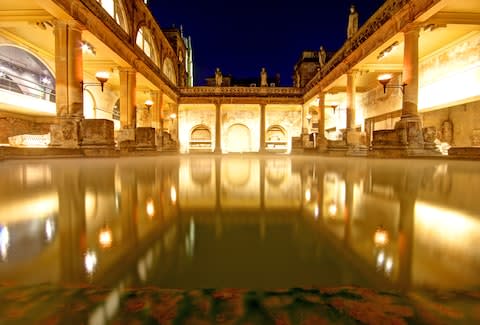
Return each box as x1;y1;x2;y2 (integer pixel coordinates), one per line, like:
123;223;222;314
421;100;480;147
222;104;260;152
265;104;303;142
0;113;53;143
178;104;216;153
419;32;480;110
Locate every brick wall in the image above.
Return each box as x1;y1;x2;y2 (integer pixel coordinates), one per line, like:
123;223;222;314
0;114;53;143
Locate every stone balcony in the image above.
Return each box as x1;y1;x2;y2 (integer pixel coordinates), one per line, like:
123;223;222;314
179;86;304;98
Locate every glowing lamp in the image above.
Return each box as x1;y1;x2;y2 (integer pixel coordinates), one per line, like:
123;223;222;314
81;71;110;92
98;225;113;248
377;74;406;94
327;201;337;217
374;226;389;246
144;99;154;111
95;71;109;91
146;199;155;217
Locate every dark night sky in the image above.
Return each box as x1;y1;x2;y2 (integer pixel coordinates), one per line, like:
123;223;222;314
150;1;386;86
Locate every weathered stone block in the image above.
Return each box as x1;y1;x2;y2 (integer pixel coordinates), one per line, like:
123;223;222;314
49;119;80;148
135;127;156;149
371;129;399;146
117;128;135;145
346;130;366;145
80;119;114;147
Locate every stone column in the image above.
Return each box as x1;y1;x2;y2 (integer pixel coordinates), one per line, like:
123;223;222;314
259;103;266;153
402;27;419;117
317;93;328;152
172;103;179;143
150;90;163;148
119;68;137;129
395;26;424;149
345;70;367;153
50;20;84;147
346;70;357;130
214;102;221;153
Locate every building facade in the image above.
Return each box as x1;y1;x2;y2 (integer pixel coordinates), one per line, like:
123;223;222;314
0;0;479;156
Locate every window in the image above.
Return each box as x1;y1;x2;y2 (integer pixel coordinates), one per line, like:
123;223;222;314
136;27;156;63
96;0;128;33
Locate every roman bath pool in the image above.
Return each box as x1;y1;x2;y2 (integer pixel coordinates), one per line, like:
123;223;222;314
0;155;479;323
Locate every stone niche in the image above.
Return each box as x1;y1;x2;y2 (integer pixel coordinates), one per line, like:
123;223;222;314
80;119;115;147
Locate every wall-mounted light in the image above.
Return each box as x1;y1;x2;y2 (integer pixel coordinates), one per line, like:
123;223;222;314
81;71;110;92
81;41;96;56
326;103;338;114
377;73;406;94
144;99;153;111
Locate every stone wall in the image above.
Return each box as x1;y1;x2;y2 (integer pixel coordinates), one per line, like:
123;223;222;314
361;76;403;120
0;113;53;144
421;100;480;147
419;32;480;110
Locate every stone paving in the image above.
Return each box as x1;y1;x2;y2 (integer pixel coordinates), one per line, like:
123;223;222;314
0;283;479;324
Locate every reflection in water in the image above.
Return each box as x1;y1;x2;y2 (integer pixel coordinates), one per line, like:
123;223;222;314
0;157;479;293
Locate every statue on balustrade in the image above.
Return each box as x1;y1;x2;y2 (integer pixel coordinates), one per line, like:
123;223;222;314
319;46;327;68
347;4;359;39
260;67;268;87
215;67;223;86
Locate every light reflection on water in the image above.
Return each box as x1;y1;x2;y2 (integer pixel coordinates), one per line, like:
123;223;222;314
0;156;480;292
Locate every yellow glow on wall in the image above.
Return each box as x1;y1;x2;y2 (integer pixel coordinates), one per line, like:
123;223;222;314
0;89;56;115
419;64;480;110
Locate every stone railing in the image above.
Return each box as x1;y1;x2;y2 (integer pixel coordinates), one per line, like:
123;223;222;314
304;0;410;93
179;86;304;97
8;134;51;147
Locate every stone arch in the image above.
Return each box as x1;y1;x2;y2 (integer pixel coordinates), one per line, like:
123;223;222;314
96;0;129;34
136;25;159;65
162;56;177;85
189;124;212;151
266;125;288;142
0;44;55;102
225;123;252;152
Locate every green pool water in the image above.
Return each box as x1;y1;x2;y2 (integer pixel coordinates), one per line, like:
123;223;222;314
1;155;479;293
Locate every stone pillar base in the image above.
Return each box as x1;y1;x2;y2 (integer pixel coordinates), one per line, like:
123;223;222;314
395;116;424;148
118;127;156;151
316;137;328;153
346;130;368;156
370;115;430;157
49;118;81;148
135;127;156;150
80;119;115;148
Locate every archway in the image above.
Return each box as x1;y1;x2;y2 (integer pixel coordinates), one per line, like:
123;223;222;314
189;124;212;151
266;125;288;152
225;124;251;152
